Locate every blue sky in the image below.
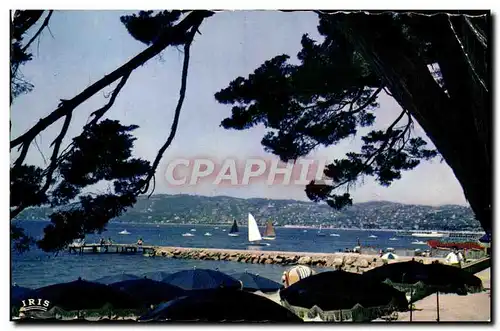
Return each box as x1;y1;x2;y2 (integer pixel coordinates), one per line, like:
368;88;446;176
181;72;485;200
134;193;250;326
10;10;469;206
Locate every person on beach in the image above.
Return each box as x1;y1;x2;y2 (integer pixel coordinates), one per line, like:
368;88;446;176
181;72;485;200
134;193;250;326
107;237;113;244
99;237;105;246
137;238;143;246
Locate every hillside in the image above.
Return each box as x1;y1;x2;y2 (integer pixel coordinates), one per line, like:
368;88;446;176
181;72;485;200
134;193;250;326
15;194;481;231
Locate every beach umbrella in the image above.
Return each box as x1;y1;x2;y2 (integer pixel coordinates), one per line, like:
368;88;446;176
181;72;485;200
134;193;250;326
93;273;140;285
142;271;171;282
138;288;303;322
478;233;491;243
110;279;185;307
11;285;34;304
163;268;242;291
282;265;316;288
279;270;408;322
230;272;283;293
381;252;398;261
11;285;36;317
362;261;484;321
33;278;141;312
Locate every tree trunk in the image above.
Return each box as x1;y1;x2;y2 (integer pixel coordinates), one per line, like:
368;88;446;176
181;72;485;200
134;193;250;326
333;13;491;232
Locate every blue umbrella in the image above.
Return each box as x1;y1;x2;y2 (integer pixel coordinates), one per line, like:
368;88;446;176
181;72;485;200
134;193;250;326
163;268;242;291
138;288;302;322
280;271;408;322
93;273;140;285
142;271;171;282
479;233;491;243
34;278;141;311
110;279;185;307
230;272;283;293
11;285;35;307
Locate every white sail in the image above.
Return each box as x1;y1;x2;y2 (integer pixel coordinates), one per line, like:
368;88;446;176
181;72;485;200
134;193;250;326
248;213;263;242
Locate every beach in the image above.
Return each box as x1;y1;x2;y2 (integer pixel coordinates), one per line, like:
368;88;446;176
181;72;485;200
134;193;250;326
261;267;491;323
394;268;491;322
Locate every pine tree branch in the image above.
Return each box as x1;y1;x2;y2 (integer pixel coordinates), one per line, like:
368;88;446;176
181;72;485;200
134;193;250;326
21;10;53;53
10;11;214;165
86;71;132;128
139;23;200;195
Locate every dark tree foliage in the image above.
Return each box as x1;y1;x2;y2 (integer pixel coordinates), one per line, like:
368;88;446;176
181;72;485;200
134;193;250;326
11;10;210;252
12;120;151;252
215;21;437;209
10;10;45;101
215;11;490;232
120;10;188;45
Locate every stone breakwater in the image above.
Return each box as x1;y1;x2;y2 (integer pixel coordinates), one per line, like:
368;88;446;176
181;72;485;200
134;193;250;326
153;246;444;273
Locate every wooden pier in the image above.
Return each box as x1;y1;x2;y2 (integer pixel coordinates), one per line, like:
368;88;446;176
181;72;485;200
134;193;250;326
68;243;156;256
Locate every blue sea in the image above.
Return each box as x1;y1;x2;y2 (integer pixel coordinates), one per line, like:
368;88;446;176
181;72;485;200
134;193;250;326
12;220;422;289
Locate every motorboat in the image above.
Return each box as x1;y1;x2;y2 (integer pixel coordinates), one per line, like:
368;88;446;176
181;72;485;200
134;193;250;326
330;233;340;237
368;234;378;239
204;232;212;237
119;229;131;235
182;233;195;237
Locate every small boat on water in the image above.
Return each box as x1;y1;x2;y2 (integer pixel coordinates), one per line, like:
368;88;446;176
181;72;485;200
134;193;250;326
411;231;446;238
316;225;326;237
182;233;195;237
303;230;308;233
204;232;212;237
190;228;196;232
228;219;240;237
215;227;219;230
330;233;340;237
368;234;378;239
412;240;428;245
247;213;270;247
119;230;131;235
222;229;226;232
262;220;276;240
389;237;398;241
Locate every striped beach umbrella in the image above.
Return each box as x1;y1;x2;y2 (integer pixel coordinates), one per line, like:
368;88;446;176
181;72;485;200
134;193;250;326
281;265;315;288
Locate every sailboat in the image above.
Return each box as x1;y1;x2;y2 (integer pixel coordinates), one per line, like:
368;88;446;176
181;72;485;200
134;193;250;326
119;229;130;235
248;213;270;246
316;225;326;237
228;219;240;237
262;220;276;240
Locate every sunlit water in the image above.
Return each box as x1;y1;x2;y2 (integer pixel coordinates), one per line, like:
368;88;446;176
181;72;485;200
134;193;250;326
12;220;420;288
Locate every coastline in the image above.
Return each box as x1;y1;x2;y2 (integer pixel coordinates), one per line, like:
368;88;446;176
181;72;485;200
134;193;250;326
152;246;445;272
108;221;484;234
